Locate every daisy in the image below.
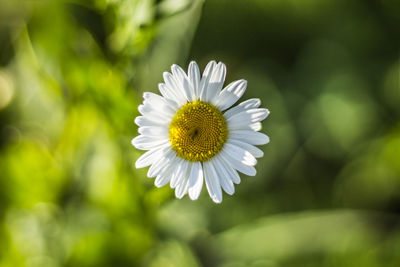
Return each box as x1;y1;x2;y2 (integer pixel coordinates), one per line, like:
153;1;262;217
132;61;269;203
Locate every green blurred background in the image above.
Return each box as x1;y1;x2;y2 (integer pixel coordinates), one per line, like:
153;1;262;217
1;0;400;266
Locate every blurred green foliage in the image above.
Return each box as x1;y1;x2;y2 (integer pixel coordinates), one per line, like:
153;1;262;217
0;0;399;266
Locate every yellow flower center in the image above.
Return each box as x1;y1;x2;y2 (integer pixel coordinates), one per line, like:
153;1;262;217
169;100;228;162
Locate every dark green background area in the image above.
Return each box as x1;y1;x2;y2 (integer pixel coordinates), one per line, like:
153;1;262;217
0;0;399;266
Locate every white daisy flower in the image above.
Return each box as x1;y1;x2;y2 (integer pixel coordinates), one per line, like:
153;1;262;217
132;61;270;203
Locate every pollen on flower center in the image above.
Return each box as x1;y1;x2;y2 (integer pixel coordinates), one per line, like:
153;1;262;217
169;100;228;162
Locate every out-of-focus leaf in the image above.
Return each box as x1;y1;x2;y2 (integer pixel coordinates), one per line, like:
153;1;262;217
134;0;205;93
334;124;400;208
216;210;400;266
143;240;201;267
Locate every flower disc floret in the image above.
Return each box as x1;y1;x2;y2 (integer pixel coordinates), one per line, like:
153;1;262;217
169;100;228;162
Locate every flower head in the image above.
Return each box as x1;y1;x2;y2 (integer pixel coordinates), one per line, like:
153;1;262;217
132;61;269;203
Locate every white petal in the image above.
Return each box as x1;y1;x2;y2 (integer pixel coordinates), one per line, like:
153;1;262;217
211;158;234;195
228;108;269;125
134;116;168;127
138;104;172;123
224;98;261;119
199;61;216;101
214;79;247;110
205;62;226;103
143;91;178;107
147;148;175;177
222;143;257;166
175;162;192;199
163;72;187;105
144;113;171;125
229;130;270;145
143;93;177;114
216;154;241;184
175;178;189;199
171;64;194;102
131;135;169;150
154;159;178;188
203;161;223;203
188;161;203;200
135;144;168;168
238;98;262;109
147;156;168;178
229;122;262;131
170;159;189;189
154;173;171;188
158;83;180;105
249;122;262;131
169;158;183;188
188;61;201;99
138;126;168;137
143;91;165;101
220;150;257;176
228;139;264;158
